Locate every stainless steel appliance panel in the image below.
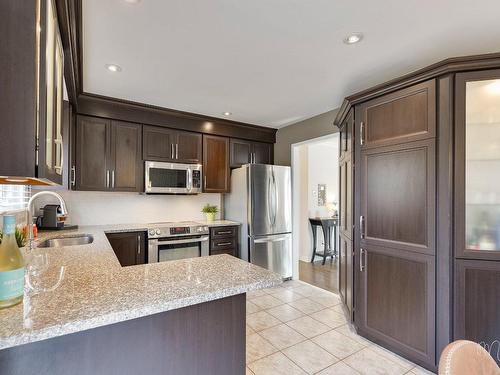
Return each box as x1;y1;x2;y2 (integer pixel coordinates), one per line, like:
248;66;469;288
145;161;202;194
249;164;291;236
250;233;292;278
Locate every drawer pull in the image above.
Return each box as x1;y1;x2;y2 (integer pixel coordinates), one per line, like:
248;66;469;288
217;230;232;235
217;242;232;246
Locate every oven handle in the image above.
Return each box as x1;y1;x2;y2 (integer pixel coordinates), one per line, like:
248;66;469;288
153;236;209;246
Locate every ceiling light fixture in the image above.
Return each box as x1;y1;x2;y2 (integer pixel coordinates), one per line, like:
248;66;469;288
124;0;142;3
105;64;122;72
223;112;232;116
343;32;363;45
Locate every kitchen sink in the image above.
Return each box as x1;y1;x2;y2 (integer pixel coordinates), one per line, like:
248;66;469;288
38;235;94;248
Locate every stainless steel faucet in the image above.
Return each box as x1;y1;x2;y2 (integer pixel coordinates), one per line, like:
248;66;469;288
26;191;68;251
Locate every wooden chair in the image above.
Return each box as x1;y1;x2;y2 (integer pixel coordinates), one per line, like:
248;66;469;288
438;340;500;375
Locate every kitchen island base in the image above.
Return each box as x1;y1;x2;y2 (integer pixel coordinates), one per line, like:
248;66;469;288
0;294;246;375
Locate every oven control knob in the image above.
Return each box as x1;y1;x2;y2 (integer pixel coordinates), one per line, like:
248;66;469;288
155;229;162;235
148;229;155;236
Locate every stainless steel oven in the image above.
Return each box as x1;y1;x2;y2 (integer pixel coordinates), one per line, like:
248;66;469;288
145;161;202;194
147;222;209;263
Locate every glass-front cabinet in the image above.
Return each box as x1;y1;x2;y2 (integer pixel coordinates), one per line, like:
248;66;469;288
456;71;500;260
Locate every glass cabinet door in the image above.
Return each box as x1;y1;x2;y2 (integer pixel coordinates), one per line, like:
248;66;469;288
457;71;500;259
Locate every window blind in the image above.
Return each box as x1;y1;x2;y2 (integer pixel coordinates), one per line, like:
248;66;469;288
0;185;32;213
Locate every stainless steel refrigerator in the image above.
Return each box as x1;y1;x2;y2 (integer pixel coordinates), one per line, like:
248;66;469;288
224;164;292;278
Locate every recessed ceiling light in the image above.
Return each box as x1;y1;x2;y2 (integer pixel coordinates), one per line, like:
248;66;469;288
105;64;122;72
223;112;232;116
343;32;363;45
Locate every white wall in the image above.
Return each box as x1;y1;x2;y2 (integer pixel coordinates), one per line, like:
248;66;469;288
33;190;221;226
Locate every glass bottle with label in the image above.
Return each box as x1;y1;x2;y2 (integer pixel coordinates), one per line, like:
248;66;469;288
0;215;25;309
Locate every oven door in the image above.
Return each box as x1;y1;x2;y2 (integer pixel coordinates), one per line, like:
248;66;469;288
148;235;209;263
145;161;193;194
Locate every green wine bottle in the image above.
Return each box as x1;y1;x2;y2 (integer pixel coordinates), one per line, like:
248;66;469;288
0;215;25;309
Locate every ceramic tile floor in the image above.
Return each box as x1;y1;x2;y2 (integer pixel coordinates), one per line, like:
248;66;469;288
245;280;435;375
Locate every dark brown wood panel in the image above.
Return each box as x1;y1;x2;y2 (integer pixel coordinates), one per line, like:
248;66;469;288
176;130;202;163
203;135;230;193
454;69;500;261
253;141;273;164
78;93;276;143
143;125;176;162
0;294;246;375
454;259;500;366
339;236;353;320
106;231;146;266
339;156;353;240
359;80;436;149
357;246;435;367
75;115;109;191
110;121;143;192
209;226;239;257
361;139;436;255
230;139;252;167
210;226;238;239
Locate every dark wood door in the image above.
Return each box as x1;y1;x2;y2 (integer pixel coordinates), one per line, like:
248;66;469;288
109;121;143;192
203;135;230;193
359;80;436;150
143;125;176;162
454;259;500;366
252;142;273;164
175;130;202;163
357;245;435;366
338;236;353;321
106;231;146;267
230;138;252;167
360;139;436;255
75;115;110;191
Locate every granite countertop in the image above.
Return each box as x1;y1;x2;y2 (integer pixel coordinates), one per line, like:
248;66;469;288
0;223;280;351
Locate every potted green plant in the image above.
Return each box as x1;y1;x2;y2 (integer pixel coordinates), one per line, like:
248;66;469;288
201;204;218;222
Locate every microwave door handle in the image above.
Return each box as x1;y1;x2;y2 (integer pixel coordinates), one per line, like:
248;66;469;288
188;169;193;192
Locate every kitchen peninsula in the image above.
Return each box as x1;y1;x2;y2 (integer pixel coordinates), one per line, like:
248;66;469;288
0;226;282;375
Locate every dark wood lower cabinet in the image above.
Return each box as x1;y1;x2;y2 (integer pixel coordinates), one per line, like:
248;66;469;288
0;294;246;375
356;246;435;368
454;259;500;366
338;235;353;321
209;226;239;256
106;231;146;266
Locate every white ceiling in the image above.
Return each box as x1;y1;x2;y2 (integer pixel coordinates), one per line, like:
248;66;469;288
83;0;500;128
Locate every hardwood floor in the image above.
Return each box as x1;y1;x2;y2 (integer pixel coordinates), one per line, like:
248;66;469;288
299;259;338;293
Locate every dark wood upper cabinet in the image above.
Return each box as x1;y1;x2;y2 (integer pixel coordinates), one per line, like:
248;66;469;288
74;116;142;192
358;80;436;150
0;0;64;185
110;121;143;192
454;259;500;366
203;135;230;193
454;69;500;261
75;116;110;191
106;231;146;267
230;139;273;168
143;126;202;164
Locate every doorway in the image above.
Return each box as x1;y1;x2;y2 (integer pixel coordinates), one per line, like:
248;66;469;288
291;133;340;293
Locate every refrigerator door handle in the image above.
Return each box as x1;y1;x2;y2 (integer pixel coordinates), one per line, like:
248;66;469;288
272;170;278;225
267;175;273;225
254;236;288;243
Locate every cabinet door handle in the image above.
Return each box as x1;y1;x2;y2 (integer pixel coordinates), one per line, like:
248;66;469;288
359;248;365;272
204;175;207;190
71;166;76;186
137;235;141;255
360;121;365;145
111;170;115;189
175;144;179;159
171;144;174;159
360;216;365;239
106;170;110;188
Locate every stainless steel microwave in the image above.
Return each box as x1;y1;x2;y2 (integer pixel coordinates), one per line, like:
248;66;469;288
145;161;202;194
